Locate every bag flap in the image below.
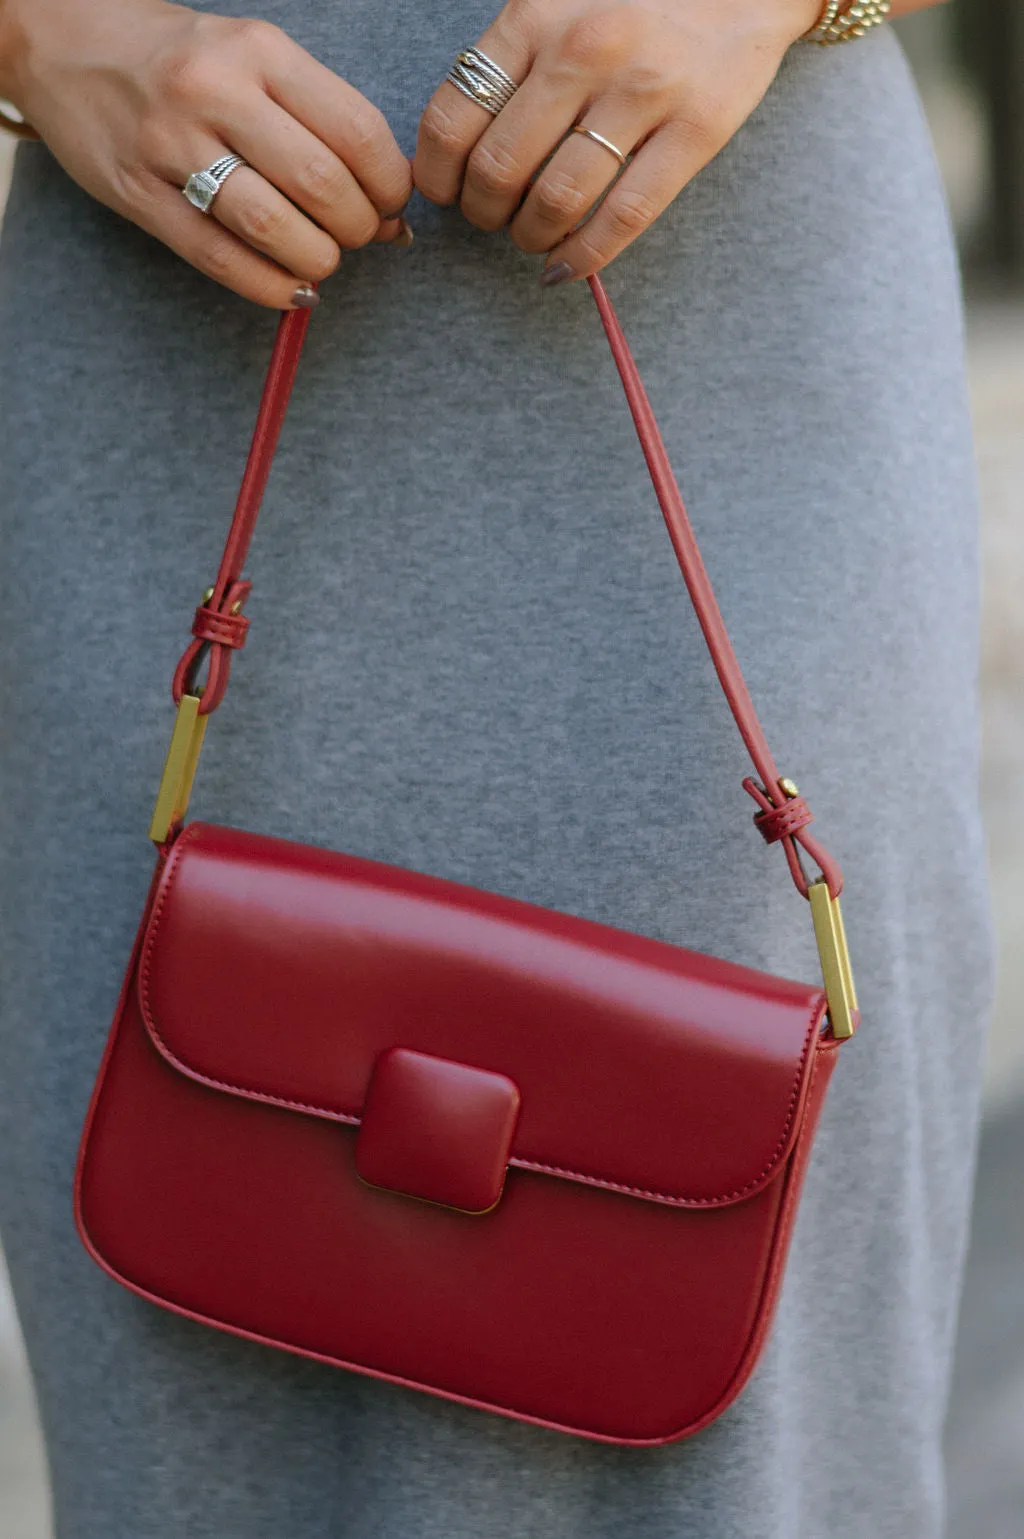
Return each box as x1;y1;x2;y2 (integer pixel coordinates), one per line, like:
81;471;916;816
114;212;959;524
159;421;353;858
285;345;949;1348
139;823;828;1209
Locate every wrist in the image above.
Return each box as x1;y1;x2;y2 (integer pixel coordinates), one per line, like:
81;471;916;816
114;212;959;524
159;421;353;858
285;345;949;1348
0;0;179;125
0;0;33;102
0;0;76;109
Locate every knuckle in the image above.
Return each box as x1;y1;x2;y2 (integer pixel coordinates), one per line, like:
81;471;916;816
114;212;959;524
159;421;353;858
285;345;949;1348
617;58;673;103
419;100;469;159
162;18;283;105
559;9;638;72
234;194;289;243
604;186;659;240
576;229;616;270
530;168;591;226
162;48;221;108
345;100;390;161
464;139;522;201
382;168;414;212
230;16;285;55
293;154;349;207
502;0;538;33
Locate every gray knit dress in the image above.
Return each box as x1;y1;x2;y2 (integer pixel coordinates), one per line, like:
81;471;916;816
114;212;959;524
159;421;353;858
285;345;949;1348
0;7;993;1537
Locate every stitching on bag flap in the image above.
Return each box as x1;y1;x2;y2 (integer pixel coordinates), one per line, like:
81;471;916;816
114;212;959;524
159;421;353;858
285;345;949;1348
138;827;825;1207
508;997;819;1207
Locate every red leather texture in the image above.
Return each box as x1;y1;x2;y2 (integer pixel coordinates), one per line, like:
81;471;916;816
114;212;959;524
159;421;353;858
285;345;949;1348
355;1048;521;1214
76;821;838;1444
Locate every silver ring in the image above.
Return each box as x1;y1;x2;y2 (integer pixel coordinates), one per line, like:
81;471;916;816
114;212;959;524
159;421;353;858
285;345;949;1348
446;47;519;116
571;126;629;168
182;153;248;214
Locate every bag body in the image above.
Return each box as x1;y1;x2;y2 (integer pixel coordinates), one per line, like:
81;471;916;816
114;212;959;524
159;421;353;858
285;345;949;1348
77;822;838;1443
75;279;856;1443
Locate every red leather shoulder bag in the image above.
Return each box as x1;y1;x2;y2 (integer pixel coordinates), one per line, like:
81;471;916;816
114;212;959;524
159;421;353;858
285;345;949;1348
75;277;858;1446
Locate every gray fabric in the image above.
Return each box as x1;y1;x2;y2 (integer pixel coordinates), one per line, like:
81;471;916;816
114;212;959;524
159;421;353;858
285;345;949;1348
0;11;992;1538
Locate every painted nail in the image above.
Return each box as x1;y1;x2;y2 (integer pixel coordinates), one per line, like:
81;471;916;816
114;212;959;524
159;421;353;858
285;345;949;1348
539;260;574;288
392;217;415;248
291;286;320;308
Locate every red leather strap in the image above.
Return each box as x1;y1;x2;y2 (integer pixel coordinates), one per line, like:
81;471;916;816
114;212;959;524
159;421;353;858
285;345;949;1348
586;279;841;898
173;318;310;711
171;280;841;899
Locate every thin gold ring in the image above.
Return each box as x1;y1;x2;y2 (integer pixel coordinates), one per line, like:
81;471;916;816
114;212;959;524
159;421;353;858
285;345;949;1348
571;125;629;168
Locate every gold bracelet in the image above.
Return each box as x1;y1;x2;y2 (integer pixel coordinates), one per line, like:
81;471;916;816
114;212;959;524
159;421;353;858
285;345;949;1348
804;0;891;45
803;1;841;40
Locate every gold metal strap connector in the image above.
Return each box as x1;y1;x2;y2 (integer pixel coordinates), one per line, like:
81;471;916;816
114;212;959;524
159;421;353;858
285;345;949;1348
149;693;207;845
808;879;858;1040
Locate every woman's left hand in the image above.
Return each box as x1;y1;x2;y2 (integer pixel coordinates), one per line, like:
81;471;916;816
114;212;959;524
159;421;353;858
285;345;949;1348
413;0;821;281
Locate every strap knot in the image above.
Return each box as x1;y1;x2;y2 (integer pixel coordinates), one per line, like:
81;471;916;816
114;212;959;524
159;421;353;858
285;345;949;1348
753;796;814;844
173;579;253;713
192;604;249;649
742;776;815;846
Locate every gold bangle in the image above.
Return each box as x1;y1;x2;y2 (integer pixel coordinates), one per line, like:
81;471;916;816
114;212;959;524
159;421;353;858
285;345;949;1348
803;1;842;41
804;0;891;46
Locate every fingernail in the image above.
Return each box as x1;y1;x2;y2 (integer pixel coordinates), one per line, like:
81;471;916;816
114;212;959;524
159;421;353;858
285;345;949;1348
539;260;574;288
392;217;415;248
291;285;320;309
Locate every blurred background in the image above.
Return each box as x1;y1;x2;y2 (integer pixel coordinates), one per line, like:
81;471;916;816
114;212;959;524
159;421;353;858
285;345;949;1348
1;5;1022;1535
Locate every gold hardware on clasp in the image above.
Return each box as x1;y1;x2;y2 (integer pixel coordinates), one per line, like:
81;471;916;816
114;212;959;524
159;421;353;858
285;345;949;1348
148;693;207;845
808;879;858;1040
200;584;243;615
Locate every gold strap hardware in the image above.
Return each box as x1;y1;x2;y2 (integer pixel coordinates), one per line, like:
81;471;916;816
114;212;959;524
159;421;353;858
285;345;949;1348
149;693;208;845
808;879;858;1040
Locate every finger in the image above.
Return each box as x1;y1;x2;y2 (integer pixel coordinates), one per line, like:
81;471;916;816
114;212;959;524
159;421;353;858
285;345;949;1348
414;23;533;207
221;96;386;249
538;125;705;281
508;107;643;254
212;164;341;281
137;175;321;308
377;216;415;247
255;30;412;217
458;68;588;233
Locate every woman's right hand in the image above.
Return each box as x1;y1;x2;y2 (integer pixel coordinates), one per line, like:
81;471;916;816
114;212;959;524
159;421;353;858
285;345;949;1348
0;0;413;307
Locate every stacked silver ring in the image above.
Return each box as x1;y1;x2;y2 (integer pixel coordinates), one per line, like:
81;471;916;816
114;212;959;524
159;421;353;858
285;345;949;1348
446;47;519;115
182;153;248;213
